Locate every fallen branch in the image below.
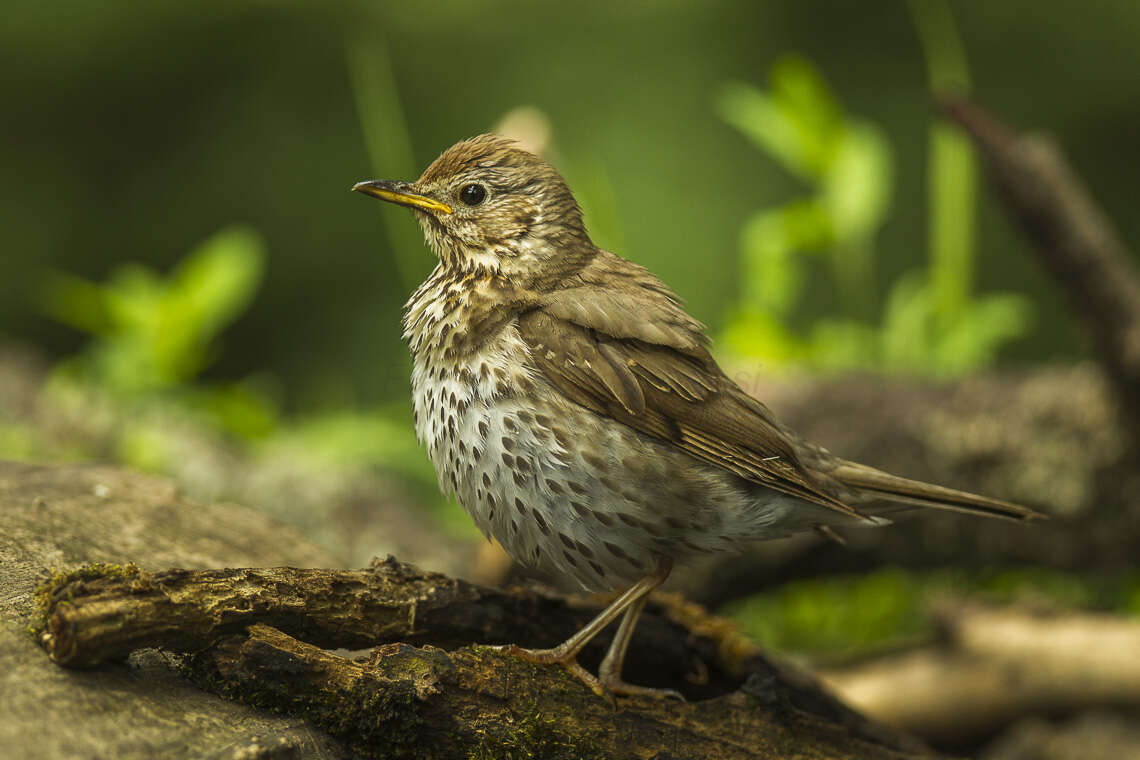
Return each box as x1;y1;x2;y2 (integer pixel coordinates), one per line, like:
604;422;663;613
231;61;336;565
39;560;562;669
36;560;936;759
820;604;1140;745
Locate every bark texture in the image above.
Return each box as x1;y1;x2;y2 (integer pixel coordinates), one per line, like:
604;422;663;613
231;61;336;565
35;558;936;759
6;459;936;759
0;460;347;760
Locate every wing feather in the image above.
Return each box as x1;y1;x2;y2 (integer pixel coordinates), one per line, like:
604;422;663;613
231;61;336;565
512;250;1040;524
516;307;861;517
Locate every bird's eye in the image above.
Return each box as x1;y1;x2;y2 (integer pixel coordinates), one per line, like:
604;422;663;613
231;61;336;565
459;183;487;206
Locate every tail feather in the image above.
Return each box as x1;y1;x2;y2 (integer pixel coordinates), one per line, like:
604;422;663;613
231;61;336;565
829;460;1045;522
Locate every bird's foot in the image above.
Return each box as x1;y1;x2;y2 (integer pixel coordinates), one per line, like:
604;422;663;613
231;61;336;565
600;677;685;701
490;643;685;701
490;643;606;696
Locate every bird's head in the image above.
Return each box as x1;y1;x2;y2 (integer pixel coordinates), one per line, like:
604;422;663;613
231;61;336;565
354;134;595;287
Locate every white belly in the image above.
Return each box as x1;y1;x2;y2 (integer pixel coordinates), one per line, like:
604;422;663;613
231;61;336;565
412;325;812;590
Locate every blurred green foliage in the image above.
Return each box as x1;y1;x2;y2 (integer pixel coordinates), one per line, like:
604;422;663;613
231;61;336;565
718;55;893;367
44;227;279;438
46;226;263;393
725;567;1140;664
6;1;1137;408
719;39;1031;375
346;37;431;295
34;224;462;531
2;1;1138;651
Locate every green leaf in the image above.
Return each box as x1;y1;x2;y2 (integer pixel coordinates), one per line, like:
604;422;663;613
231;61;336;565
345;37;430;293
803;319;880;370
718;53;847;182
880;272;936;372
720;309;805;362
44;226;265;394
152;226;263;383
769;55;844;175
824;124;892;241
933;293;1034;375
167;226;264;343
265;410;433;479
42;273;113;336
717;81;809;178
740;209;810;315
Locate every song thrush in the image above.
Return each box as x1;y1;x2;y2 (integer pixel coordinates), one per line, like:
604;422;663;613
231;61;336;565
353;134;1042;699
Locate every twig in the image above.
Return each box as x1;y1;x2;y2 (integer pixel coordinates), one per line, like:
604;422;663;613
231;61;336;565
940;97;1140;444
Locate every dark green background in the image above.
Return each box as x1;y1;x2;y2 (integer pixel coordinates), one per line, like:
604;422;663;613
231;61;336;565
4;1;1137;409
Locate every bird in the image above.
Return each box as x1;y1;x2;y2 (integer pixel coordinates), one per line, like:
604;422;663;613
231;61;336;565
352;134;1043;699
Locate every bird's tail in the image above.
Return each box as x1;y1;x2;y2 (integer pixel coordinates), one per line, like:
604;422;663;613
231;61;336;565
829;460;1045;522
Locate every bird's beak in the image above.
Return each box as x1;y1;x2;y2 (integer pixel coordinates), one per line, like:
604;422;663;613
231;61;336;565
351;180;452;214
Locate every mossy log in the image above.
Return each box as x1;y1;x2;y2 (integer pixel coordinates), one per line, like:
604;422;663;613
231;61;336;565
37;560;937;759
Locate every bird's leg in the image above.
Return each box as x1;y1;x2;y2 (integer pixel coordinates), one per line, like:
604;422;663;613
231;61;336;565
491;574;656;695
493;561;671;696
597;595;683;700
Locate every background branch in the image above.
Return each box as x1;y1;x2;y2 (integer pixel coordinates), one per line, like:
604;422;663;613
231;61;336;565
939;96;1140;444
821;604;1140;746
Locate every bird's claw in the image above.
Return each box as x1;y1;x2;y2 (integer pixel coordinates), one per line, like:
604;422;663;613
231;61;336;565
489;643;684;701
489;643;606;696
488;642;565;664
600;676;686;701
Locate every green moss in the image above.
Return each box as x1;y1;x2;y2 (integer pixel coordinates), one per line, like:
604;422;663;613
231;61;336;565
29;562;142;638
725;567;1140;664
725;568;929;663
467;705;586;760
190;643;446;759
330;676;426;756
192;640;603;759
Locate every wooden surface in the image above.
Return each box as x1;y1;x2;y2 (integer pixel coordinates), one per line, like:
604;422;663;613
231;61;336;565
36;558;936;759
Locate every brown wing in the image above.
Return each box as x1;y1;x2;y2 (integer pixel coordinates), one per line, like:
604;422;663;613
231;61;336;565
516;297;864;518
536;251;710;357
823;459;1043;521
517;251;1043;524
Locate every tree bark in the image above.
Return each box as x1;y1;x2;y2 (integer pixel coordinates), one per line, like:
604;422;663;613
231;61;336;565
37;560;937;760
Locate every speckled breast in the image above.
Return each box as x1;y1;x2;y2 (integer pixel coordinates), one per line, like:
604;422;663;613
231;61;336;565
402;270;805;590
415;357;756;590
